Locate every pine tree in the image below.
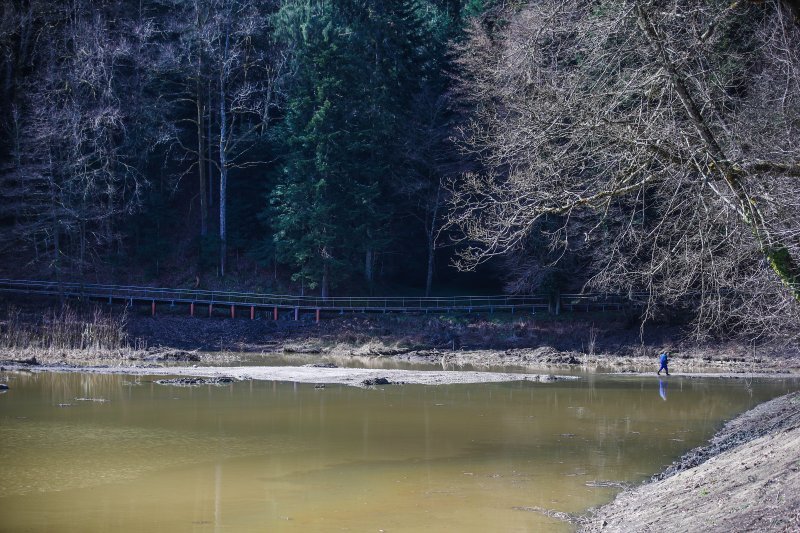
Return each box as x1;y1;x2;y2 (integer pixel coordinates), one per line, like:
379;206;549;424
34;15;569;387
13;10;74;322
268;0;424;296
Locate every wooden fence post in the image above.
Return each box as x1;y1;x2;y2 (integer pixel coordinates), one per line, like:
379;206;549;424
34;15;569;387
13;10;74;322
250;306;255;320
190;302;194;317
151;300;156;316
273;306;278;320
230;305;235;319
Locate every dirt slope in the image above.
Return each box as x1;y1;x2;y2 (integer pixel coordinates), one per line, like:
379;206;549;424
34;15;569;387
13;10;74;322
582;392;800;532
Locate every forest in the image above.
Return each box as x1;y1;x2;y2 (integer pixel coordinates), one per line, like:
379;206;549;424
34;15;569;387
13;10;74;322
1;0;799;340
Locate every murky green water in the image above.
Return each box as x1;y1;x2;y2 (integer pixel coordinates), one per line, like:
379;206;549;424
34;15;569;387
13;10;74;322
0;371;796;532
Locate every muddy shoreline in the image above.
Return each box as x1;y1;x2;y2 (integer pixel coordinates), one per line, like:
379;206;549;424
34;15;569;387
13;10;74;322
3;343;798;377
2;298;799;374
2;311;799;375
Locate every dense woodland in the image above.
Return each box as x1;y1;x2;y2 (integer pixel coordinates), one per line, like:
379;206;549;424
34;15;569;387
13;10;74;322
1;0;799;339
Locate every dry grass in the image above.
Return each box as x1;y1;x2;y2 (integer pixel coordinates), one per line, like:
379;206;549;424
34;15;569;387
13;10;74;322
0;304;132;361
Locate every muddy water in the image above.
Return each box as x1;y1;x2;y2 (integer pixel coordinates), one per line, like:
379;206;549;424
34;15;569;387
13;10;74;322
0;372;796;532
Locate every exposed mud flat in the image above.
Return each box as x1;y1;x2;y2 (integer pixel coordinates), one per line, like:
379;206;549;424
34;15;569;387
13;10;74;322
580;392;800;532
1;363;578;387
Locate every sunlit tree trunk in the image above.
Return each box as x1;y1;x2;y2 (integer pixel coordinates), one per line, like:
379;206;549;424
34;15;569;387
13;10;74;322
197;61;207;237
218;22;230;277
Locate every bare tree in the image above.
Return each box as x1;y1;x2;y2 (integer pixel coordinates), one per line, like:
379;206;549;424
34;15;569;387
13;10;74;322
158;0;282;273
207;0;284;277
1;2;149;275
449;0;800;338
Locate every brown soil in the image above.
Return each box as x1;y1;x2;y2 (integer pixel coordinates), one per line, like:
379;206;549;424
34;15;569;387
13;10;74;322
580;392;800;532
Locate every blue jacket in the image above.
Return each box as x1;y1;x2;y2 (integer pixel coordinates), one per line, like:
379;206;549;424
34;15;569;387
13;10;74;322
659;353;669;365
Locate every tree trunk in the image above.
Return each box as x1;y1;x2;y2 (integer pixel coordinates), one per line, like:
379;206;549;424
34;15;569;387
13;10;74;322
207;83;214;209
52;202;60;273
219;131;227;276
197;72;207;237
365;249;373;283
425;184;442;297
48;149;60;276
218;25;230;277
425;243;434;297
321;262;330;300
79;215;86;275
2;58;12;112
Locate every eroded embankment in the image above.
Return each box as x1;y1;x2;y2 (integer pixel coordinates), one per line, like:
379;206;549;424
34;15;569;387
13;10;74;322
581;392;800;532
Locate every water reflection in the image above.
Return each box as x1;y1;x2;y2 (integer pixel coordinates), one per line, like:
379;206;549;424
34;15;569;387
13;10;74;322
0;371;796;532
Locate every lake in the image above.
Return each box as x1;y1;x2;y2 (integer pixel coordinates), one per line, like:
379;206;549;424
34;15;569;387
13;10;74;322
0;370;796;532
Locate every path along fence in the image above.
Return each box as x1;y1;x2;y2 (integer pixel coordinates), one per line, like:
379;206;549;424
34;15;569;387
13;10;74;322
0;278;643;322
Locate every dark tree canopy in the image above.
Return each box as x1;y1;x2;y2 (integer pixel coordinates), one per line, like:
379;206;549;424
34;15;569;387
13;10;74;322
0;0;464;293
1;0;799;340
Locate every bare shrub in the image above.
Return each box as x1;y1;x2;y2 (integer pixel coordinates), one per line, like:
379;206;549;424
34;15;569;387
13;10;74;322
587;325;598;356
2;305;31;349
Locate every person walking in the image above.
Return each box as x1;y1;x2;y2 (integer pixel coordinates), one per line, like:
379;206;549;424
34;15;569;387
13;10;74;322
657;351;670;376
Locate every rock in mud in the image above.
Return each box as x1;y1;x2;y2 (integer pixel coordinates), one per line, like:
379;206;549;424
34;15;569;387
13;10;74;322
6;356;39;366
283;344;321;354
0;383;8;390
154;377;236;387
303;363;338;368
143;348;200;362
585;480;630;489
361;377;393;386
512;506;580;524
546;353;582;365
